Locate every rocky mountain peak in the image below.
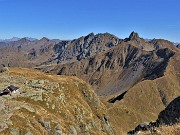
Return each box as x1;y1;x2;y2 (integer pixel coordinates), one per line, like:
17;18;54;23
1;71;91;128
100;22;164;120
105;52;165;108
84;32;95;41
129;31;140;40
40;37;49;42
87;32;95;37
18;37;30;42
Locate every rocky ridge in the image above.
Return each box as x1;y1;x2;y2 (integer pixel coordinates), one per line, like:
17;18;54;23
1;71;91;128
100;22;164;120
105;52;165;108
43;32;178;98
2;32;178;69
0;33;121;68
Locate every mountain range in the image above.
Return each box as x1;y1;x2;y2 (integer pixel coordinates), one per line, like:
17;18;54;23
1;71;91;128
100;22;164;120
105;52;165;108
0;32;179;134
0;37;38;42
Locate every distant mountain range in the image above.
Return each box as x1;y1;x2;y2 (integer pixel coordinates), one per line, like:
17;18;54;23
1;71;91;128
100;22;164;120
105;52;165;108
0;37;20;42
173;42;180;45
0;37;37;42
0;36;179;45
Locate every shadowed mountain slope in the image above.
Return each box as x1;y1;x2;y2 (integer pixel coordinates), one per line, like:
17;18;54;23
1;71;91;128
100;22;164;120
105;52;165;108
177;44;180;49
105;52;180;133
127;96;180;135
157;96;180;125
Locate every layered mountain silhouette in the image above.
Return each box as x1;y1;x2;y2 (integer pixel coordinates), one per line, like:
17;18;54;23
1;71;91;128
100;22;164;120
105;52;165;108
0;32;178;68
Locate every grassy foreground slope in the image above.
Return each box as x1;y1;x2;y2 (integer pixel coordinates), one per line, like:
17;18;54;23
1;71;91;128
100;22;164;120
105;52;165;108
0;68;115;135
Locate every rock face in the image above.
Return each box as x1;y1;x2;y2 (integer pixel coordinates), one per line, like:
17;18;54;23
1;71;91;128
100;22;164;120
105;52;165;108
0;68;115;135
177;44;180;49
53;32;121;63
127;96;180;134
126;31;141;41
157;96;180;125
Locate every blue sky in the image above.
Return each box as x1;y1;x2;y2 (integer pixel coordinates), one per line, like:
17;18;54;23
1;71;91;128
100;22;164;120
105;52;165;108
0;0;180;42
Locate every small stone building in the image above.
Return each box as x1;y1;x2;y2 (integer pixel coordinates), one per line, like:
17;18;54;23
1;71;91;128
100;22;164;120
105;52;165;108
1;85;20;96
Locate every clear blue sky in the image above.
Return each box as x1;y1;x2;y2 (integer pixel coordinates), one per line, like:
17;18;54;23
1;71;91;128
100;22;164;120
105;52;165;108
0;0;180;42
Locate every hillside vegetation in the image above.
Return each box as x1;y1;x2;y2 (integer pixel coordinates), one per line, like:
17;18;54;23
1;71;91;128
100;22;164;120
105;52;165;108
0;68;115;135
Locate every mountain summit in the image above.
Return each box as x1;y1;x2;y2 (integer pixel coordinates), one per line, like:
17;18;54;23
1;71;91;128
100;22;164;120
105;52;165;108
39;37;50;42
129;31;140;40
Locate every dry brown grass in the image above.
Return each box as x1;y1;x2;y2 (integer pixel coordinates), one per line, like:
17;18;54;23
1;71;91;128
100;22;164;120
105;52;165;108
0;68;114;135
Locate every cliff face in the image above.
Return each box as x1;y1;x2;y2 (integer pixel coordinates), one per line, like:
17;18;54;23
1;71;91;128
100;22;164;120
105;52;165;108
157;96;180;125
0;68;115;135
53;33;121;63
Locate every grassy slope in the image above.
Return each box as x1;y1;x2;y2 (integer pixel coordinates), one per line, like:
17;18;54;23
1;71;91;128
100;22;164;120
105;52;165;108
104;53;180;134
0;68;114;135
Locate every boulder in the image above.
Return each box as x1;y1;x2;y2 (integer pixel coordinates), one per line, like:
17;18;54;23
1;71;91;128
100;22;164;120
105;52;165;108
0;67;9;73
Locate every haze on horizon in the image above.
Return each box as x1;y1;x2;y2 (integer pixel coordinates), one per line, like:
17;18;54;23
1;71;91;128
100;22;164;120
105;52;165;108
0;0;180;42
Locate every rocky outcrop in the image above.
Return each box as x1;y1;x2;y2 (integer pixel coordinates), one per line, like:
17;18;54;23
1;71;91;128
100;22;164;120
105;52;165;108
177;44;180;49
0;67;9;73
157;96;180;125
54;32;121;63
124;31;142;41
127;96;180;134
150;38;179;52
28;48;37;60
